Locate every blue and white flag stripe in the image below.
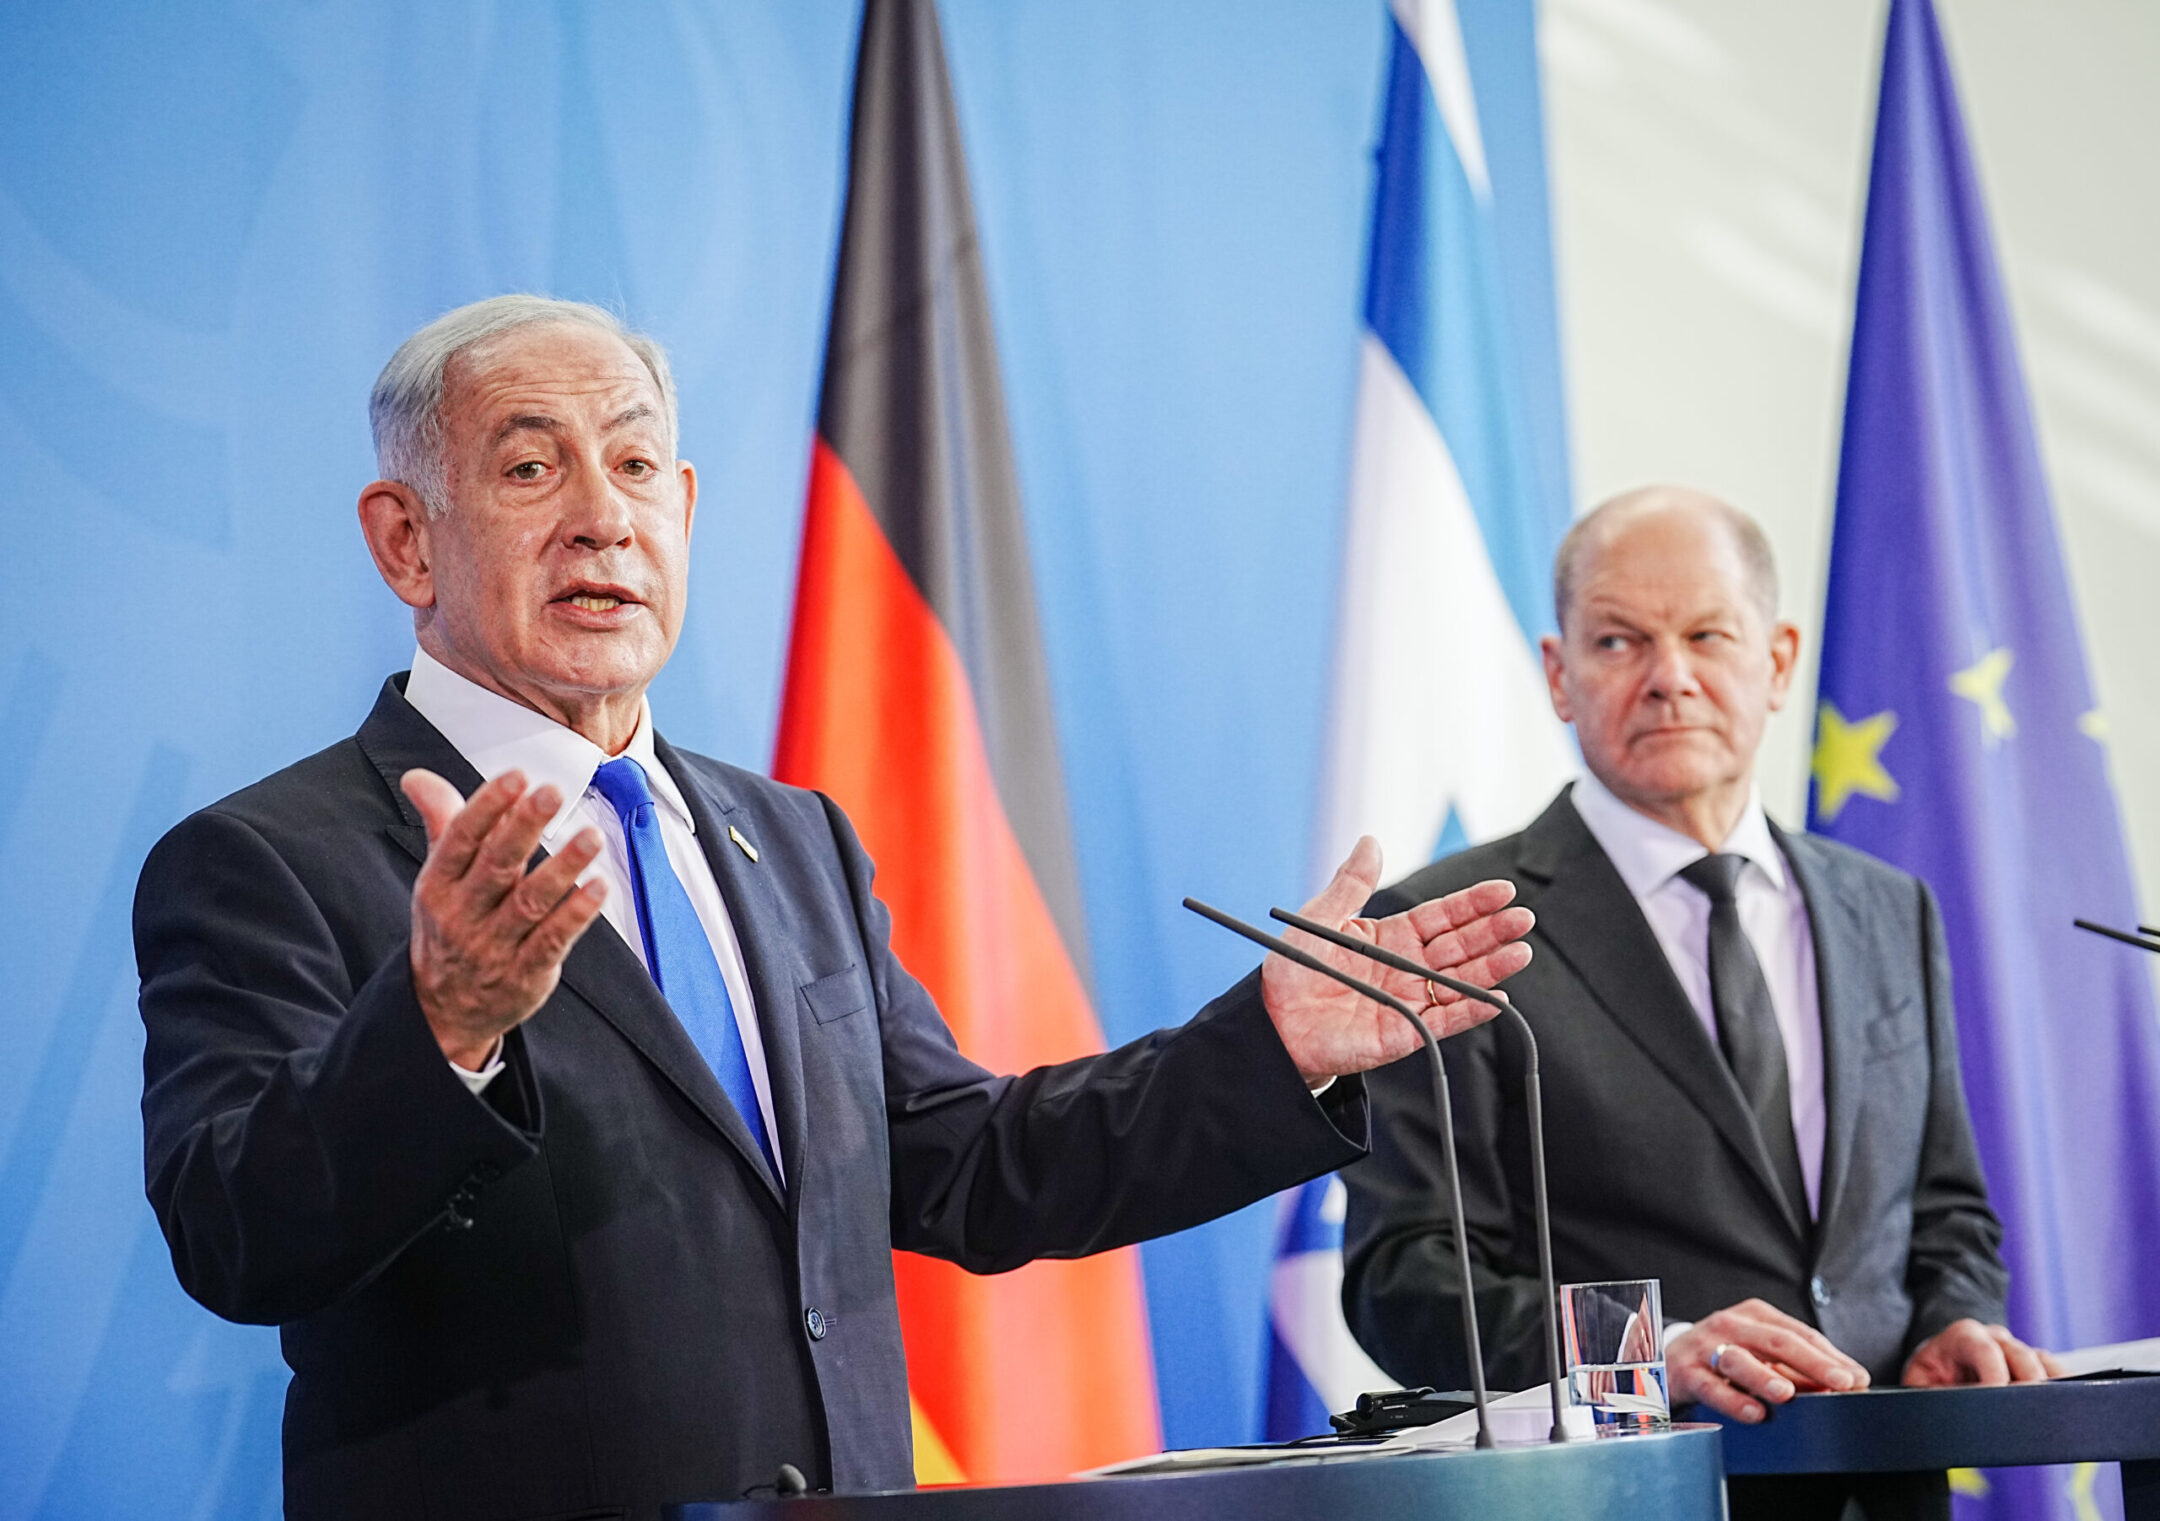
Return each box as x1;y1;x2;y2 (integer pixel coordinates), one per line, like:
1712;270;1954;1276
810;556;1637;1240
1262;1179;1390;1440
1308;0;1575;886
1272;0;1576;1440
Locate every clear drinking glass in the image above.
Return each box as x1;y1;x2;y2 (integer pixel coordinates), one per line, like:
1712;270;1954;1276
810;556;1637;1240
1559;1278;1670;1433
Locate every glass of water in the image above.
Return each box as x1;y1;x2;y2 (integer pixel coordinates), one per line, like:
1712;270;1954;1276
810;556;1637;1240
1559;1278;1670;1433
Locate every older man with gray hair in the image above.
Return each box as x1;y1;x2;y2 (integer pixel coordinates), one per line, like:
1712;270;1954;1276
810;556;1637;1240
134;295;1538;1520
1343;485;2058;1521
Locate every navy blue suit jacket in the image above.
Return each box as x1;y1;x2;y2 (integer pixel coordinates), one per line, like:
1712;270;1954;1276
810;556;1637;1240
137;677;1367;1520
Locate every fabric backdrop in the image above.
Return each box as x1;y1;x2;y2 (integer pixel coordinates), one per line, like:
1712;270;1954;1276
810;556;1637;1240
0;2;1566;1514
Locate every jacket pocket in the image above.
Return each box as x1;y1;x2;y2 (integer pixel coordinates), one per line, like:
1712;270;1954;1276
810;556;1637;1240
800;963;870;1025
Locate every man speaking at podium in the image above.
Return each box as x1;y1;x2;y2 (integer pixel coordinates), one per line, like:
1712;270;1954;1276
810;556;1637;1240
1343;488;2058;1521
134;297;1535;1521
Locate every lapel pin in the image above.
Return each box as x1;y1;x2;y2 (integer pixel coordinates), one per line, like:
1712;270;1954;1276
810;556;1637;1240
729;825;760;863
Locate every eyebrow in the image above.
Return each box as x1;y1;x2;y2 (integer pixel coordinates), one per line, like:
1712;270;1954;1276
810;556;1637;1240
490;404;658;447
492;413;560;445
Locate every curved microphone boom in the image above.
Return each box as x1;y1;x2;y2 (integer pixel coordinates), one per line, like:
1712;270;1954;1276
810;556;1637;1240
1181;897;1495;1450
1270;906;1568;1446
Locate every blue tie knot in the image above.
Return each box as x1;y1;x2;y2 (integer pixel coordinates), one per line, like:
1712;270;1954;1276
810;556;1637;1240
591;756;657;824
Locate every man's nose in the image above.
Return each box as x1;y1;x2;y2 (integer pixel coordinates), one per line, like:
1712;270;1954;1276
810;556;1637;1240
1645;638;1701;699
564;462;634;550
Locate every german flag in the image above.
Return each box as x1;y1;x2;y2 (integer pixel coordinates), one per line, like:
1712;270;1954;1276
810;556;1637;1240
771;0;1160;1487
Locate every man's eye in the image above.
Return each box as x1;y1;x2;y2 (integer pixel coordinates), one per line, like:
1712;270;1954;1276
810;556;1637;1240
508;461;546;481
621;459;654;478
1596;634;1628;651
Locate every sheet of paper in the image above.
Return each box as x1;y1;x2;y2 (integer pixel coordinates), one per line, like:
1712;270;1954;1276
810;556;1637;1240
2050;1336;2160;1377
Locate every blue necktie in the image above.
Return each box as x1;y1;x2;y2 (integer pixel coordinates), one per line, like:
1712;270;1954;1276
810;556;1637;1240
590;757;778;1179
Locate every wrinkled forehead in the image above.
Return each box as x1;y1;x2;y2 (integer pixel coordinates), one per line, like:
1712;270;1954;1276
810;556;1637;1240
445;324;664;441
1572;512;1762;623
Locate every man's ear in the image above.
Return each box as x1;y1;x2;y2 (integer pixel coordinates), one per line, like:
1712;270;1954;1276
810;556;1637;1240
358;480;437;610
1541;633;1574;723
678;458;698;541
1765;619;1802;710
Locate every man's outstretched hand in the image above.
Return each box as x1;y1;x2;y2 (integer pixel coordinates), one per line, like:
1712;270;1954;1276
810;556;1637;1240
1261;836;1535;1083
402;768;609;1070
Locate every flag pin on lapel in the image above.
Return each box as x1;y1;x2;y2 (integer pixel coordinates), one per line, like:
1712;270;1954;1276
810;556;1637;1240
728;825;760;863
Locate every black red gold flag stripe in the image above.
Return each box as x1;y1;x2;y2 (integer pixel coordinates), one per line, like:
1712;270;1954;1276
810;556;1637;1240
772;0;1158;1484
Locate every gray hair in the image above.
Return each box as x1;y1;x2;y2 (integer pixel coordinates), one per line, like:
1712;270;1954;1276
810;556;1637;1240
1552;485;1779;631
369;294;679;516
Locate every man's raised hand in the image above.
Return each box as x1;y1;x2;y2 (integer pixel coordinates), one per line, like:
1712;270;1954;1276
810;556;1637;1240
402;768;609;1069
1261;836;1535;1083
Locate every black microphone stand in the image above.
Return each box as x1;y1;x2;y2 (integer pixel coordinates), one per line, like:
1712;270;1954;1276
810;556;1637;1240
1183;897;1495;1450
1271;907;1569;1446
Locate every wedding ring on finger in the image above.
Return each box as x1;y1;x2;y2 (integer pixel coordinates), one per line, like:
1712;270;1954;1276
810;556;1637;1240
1710;1342;1732;1376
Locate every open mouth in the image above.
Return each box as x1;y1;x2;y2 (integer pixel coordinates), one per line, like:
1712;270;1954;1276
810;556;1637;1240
553;584;642;616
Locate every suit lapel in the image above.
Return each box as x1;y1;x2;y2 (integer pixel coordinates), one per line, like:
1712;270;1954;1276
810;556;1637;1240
656;737;807;1218
1521;791;1809;1244
357;677;787;1205
1777;826;1867;1237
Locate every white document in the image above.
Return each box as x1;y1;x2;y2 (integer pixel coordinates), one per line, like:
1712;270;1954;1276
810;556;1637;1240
2049;1337;2160;1377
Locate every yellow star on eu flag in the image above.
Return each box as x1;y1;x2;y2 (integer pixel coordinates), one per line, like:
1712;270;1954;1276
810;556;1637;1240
1812;701;1900;822
1949;646;2016;744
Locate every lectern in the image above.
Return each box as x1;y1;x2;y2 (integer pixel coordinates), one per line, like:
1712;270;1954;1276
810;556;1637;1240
666;1424;1724;1520
1709;1376;2160;1521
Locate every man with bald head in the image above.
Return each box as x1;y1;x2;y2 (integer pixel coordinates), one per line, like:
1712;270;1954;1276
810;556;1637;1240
1342;487;2053;1521
133;296;1539;1520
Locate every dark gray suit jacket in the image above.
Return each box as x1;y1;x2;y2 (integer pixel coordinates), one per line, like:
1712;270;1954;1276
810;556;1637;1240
136;677;1367;1521
1342;788;2006;1392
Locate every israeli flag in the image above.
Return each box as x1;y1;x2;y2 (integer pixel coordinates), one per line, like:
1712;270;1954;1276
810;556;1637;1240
1308;0;1575;881
1269;0;1575;1440
1262;1179;1391;1439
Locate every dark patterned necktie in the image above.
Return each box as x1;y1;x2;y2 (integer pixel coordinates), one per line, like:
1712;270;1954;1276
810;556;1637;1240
1679;853;1809;1228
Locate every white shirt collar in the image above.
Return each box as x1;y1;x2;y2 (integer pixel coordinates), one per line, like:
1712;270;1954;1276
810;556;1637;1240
403;647;697;845
1568;767;1787;898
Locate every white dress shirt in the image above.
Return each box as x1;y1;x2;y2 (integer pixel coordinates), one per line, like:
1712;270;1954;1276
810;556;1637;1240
1568;770;1825;1220
403;648;783;1177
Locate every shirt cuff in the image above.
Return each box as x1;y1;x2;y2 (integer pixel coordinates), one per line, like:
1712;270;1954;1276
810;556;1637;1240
1307;1075;1337;1099
450;1042;506;1095
1662;1319;1693;1353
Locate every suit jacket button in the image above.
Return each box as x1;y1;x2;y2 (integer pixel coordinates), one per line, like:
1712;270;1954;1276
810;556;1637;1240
1809;1275;1831;1308
805;1307;828;1341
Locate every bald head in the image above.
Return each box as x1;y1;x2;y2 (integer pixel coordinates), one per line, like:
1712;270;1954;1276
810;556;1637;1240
1538;483;1800;848
1553;486;1779;633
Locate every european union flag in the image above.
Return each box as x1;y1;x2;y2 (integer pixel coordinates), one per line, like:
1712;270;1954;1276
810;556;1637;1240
1812;2;2160;1516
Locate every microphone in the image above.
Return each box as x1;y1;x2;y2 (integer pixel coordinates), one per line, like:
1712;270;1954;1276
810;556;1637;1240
1182;897;1495;1449
774;1463;809;1497
1270;907;1568;1445
2075;918;2160;953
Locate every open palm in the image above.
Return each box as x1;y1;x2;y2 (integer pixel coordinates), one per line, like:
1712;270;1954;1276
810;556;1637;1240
1261;836;1535;1082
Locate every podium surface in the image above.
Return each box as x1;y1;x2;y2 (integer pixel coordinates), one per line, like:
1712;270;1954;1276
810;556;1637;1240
1708;1376;2160;1519
667;1424;1723;1520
